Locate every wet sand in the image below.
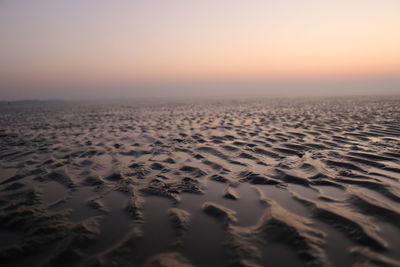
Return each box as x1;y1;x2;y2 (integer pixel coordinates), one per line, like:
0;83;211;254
0;96;400;266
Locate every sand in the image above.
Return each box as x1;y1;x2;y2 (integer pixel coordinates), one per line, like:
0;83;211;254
0;96;400;267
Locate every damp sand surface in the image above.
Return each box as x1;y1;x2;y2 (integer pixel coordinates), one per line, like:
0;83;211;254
1;96;400;266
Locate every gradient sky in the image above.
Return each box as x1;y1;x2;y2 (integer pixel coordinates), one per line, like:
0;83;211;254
0;0;400;100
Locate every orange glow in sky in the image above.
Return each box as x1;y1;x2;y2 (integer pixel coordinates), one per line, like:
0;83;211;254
0;0;399;99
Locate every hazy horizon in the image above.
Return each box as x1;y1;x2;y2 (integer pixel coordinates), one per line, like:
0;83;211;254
1;0;399;100
2;76;400;102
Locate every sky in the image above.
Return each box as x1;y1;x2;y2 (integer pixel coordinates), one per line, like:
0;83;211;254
0;0;399;100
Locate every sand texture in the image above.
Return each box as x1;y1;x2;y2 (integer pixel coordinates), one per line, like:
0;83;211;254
1;96;400;266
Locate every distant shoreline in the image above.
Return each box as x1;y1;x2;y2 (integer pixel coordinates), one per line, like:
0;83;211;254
0;100;65;105
1;94;400;104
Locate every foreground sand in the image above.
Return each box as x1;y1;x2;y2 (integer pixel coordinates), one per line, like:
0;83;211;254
0;96;400;267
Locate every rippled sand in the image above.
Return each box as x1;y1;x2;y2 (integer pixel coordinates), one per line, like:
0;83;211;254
1;97;400;267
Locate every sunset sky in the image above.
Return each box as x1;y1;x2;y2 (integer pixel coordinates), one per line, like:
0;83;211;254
0;0;399;100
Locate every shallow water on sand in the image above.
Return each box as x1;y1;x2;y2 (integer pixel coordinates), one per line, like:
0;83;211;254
0;97;400;266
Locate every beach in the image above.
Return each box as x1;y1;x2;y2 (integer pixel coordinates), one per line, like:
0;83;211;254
0;96;400;266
